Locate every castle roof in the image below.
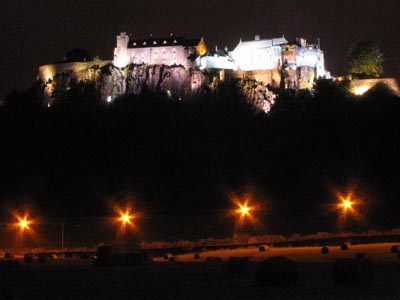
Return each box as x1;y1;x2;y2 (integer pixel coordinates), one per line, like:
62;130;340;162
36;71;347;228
128;36;202;48
234;37;288;50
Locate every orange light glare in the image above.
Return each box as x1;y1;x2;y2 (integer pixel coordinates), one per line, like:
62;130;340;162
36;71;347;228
120;213;131;224
239;204;250;216
342;199;352;209
19;219;29;229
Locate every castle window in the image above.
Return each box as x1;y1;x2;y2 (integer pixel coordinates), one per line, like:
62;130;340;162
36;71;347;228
163;40;167;44
153;41;157;45
143;41;147;45
133;42;137;46
173;39;177;44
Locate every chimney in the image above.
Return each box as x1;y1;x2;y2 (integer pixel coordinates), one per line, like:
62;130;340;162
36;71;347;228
255;35;260;41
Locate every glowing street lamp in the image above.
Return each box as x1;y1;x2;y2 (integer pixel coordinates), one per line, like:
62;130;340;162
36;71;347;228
336;194;357;233
119;213;132;224
114;208;136;252
18;218;29;230
234;202;252;237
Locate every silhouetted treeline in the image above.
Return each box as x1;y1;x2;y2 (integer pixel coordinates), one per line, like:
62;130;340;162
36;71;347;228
1;81;400;240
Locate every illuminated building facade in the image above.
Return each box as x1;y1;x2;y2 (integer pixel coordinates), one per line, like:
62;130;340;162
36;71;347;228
113;32;208;68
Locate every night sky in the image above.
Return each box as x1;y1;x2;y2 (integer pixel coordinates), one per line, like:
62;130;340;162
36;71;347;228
0;0;398;99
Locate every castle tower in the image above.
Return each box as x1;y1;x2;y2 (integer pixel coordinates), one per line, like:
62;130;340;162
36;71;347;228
114;32;130;68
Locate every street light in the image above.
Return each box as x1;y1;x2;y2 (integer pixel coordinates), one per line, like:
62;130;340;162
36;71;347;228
337;195;356;233
115;208;136;252
234;202;252;237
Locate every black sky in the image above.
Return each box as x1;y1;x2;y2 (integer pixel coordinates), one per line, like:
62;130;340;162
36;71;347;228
0;0;399;99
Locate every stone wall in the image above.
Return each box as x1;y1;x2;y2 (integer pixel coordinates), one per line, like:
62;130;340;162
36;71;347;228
38;61;112;83
350;78;400;96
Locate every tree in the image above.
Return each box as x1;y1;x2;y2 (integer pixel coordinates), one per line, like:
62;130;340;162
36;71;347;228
346;41;384;79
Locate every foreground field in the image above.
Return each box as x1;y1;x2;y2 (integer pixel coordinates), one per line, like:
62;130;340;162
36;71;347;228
5;243;400;300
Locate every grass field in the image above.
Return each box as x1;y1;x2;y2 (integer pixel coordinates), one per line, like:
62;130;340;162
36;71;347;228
3;243;400;300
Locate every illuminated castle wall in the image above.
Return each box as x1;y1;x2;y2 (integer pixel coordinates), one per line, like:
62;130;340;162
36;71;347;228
114;32;207;69
38;32;329;111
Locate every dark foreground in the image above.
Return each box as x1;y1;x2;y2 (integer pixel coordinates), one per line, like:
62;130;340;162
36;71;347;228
4;258;400;300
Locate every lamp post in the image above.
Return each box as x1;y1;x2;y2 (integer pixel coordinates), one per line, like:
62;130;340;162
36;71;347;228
16;215;32;252
234;203;250;238
117;210;134;252
337;197;353;233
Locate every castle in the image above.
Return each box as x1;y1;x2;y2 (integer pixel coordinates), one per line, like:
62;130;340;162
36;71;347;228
39;32;329;112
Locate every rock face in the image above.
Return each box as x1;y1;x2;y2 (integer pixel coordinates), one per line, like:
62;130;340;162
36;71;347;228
39;60;294;113
39;61;210;105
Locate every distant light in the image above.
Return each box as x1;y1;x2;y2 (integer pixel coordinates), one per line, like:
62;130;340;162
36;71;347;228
17;216;31;230
342;199;352;210
119;212;132;224
107;96;112;103
239;205;250;216
353;85;369;95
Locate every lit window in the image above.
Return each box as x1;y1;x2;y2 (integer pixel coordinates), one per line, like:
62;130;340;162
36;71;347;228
153;41;157;45
163;40;167;44
143;41;146;45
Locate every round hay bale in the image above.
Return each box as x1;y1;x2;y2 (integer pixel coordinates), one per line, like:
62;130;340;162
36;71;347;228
321;246;329;254
142;254;153;262
333;257;372;285
194;253;200;259
259;245;268;252
256;256;298;286
0;260;22;280
228;257;249;274
24;253;34;263
38;254;47;263
94;245;112;266
340;243;349;250
391;245;398;253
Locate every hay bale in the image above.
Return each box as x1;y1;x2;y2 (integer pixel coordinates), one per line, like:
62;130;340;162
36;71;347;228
340;243;349;250
228;257;249;274
391;245;398;253
321;246;329;254
38;254;47;263
0;260;22;280
256;256;298;286
24;253;34;263
333;257;372;285
259;245;268;252
141;254;153;262
93;245;112;266
194;253;200;259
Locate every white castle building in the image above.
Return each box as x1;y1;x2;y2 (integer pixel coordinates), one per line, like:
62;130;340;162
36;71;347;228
113;32;207;69
113;32;327;88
